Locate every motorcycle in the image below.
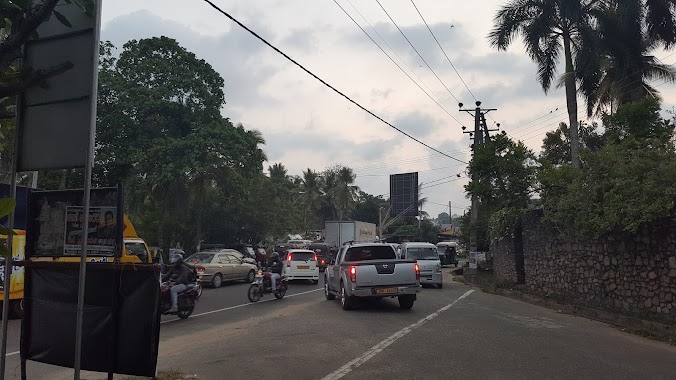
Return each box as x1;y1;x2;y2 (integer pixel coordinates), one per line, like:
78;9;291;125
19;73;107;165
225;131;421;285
160;282;200;319
247;270;288;302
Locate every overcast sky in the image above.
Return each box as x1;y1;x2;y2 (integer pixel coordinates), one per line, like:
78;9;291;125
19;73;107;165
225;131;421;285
99;0;676;219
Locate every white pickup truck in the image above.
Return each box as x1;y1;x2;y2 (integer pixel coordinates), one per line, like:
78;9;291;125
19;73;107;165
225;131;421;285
324;242;421;310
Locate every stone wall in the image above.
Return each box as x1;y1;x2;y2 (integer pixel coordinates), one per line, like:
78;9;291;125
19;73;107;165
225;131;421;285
492;211;676;322
492;236;518;283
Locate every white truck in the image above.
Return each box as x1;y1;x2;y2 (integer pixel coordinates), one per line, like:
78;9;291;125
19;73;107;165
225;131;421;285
325;221;376;250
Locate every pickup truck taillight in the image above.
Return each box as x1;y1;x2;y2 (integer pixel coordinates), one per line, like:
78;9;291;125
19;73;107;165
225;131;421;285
196;266;205;272
414;263;420;281
349;266;357;283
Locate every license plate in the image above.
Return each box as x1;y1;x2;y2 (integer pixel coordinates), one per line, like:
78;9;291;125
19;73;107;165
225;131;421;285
297;265;310;269
375;288;398;294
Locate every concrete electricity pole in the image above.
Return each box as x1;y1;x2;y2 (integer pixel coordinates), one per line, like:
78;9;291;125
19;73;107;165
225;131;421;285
459;101;498;264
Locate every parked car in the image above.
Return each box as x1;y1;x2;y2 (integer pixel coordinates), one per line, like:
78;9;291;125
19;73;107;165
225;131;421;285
282;249;319;284
186;250;258;288
309;243;330;271
324;242;421;310
400;242;443;288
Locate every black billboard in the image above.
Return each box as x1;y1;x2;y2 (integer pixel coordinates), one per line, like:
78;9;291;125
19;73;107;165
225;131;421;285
389;172;418;217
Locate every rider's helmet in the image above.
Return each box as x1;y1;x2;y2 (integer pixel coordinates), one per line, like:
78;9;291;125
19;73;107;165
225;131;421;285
269;251;279;262
170;254;183;267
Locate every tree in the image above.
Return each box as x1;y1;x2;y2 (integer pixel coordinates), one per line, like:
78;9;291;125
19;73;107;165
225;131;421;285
88;37;267;251
351;191;388;226
539;99;676;237
417;183;429;219
465;132;537;245
334;166;359;221
488;0;600;168
436;212;450;224
586;1;676;114
540;121;603;165
268;163;288;183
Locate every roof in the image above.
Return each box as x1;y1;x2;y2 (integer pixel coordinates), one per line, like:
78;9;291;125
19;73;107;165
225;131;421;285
286;249;314;253
345;242;392;248
401;242;436;248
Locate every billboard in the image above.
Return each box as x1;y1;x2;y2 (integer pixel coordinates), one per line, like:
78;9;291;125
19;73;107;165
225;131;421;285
389;172;419;217
26;187;123;258
17;0;100;170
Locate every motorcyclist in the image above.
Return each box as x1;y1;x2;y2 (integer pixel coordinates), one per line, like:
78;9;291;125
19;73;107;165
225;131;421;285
162;254;190;313
267;251;284;292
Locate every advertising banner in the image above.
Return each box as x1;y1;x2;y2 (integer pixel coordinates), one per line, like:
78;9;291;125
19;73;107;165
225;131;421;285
64;206;117;256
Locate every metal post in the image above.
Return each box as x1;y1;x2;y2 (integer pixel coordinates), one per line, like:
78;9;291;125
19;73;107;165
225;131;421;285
74;2;102;379
0;115;19;380
378;207;383;240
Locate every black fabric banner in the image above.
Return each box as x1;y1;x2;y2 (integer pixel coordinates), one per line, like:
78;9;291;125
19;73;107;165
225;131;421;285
21;263;161;377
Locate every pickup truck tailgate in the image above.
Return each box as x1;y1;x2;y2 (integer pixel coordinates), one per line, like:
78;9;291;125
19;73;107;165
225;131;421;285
346;260;418;287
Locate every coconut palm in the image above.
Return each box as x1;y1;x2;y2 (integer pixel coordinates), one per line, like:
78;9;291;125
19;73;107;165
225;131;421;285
586;1;676;114
268;163;288;183
488;0;600;168
417;183;429;219
299;168;323;228
335;166;359;220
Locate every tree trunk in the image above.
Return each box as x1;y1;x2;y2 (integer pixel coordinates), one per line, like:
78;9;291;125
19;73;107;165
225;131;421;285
562;32;580;168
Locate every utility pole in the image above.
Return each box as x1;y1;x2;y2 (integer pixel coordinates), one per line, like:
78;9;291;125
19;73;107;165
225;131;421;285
378;207;383;240
459;101;498;271
448;201;452;225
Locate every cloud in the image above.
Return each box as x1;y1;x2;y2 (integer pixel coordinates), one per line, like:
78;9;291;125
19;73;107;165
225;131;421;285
101;10;280;110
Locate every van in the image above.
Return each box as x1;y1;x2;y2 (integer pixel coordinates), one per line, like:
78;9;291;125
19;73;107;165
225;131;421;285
400;242;443;288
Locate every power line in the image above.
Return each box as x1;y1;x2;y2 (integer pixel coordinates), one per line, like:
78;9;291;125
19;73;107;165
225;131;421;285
357;163;466;177
199;0;468;165
409;0;476;101
332;0;464;126
375;0;460;104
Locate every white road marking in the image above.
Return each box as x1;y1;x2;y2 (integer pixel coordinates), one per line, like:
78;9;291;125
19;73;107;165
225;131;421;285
321;289;475;380
5;351;18;357
161;288;323;324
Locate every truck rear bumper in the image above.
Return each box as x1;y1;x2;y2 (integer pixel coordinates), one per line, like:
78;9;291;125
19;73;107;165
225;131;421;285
350;284;420;297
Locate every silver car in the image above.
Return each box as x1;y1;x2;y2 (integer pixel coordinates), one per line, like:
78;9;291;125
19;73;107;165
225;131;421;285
186;250;258;288
400;242;443;288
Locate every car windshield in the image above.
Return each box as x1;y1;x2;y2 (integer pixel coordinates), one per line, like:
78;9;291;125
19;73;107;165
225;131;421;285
186;253;215;264
288;252;314;261
407;248;439;260
345;246;396;261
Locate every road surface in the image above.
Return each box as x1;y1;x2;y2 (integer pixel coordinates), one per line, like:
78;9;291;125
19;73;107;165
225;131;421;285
3;275;676;379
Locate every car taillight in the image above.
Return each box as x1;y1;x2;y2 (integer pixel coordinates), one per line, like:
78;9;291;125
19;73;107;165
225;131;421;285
349;266;357;283
314;253;318;262
321;259;325;265
196;266;205;272
287;253;292;267
414;263;420;281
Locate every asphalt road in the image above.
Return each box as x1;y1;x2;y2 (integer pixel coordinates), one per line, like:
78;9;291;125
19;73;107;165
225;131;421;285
3;274;676;379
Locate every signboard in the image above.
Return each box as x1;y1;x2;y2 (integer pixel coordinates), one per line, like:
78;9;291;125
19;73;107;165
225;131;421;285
17;0;99;170
469;251;478;269
26;187;123;258
64;206;117;256
390;172;419;217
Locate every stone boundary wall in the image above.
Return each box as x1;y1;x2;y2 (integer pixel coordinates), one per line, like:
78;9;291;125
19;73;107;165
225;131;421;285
491;211;676;321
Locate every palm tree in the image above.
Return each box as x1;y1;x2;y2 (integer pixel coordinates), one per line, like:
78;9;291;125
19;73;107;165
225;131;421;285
586;1;676;113
335;167;359;221
417;183;429;219
488;0;600;168
319;168;339;221
268;163;288;183
299;168;323;228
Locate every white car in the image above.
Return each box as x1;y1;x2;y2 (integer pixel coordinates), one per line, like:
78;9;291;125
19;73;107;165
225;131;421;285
283;249;319;284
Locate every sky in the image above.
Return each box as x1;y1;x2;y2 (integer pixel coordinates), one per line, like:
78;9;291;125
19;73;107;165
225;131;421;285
99;0;676;219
